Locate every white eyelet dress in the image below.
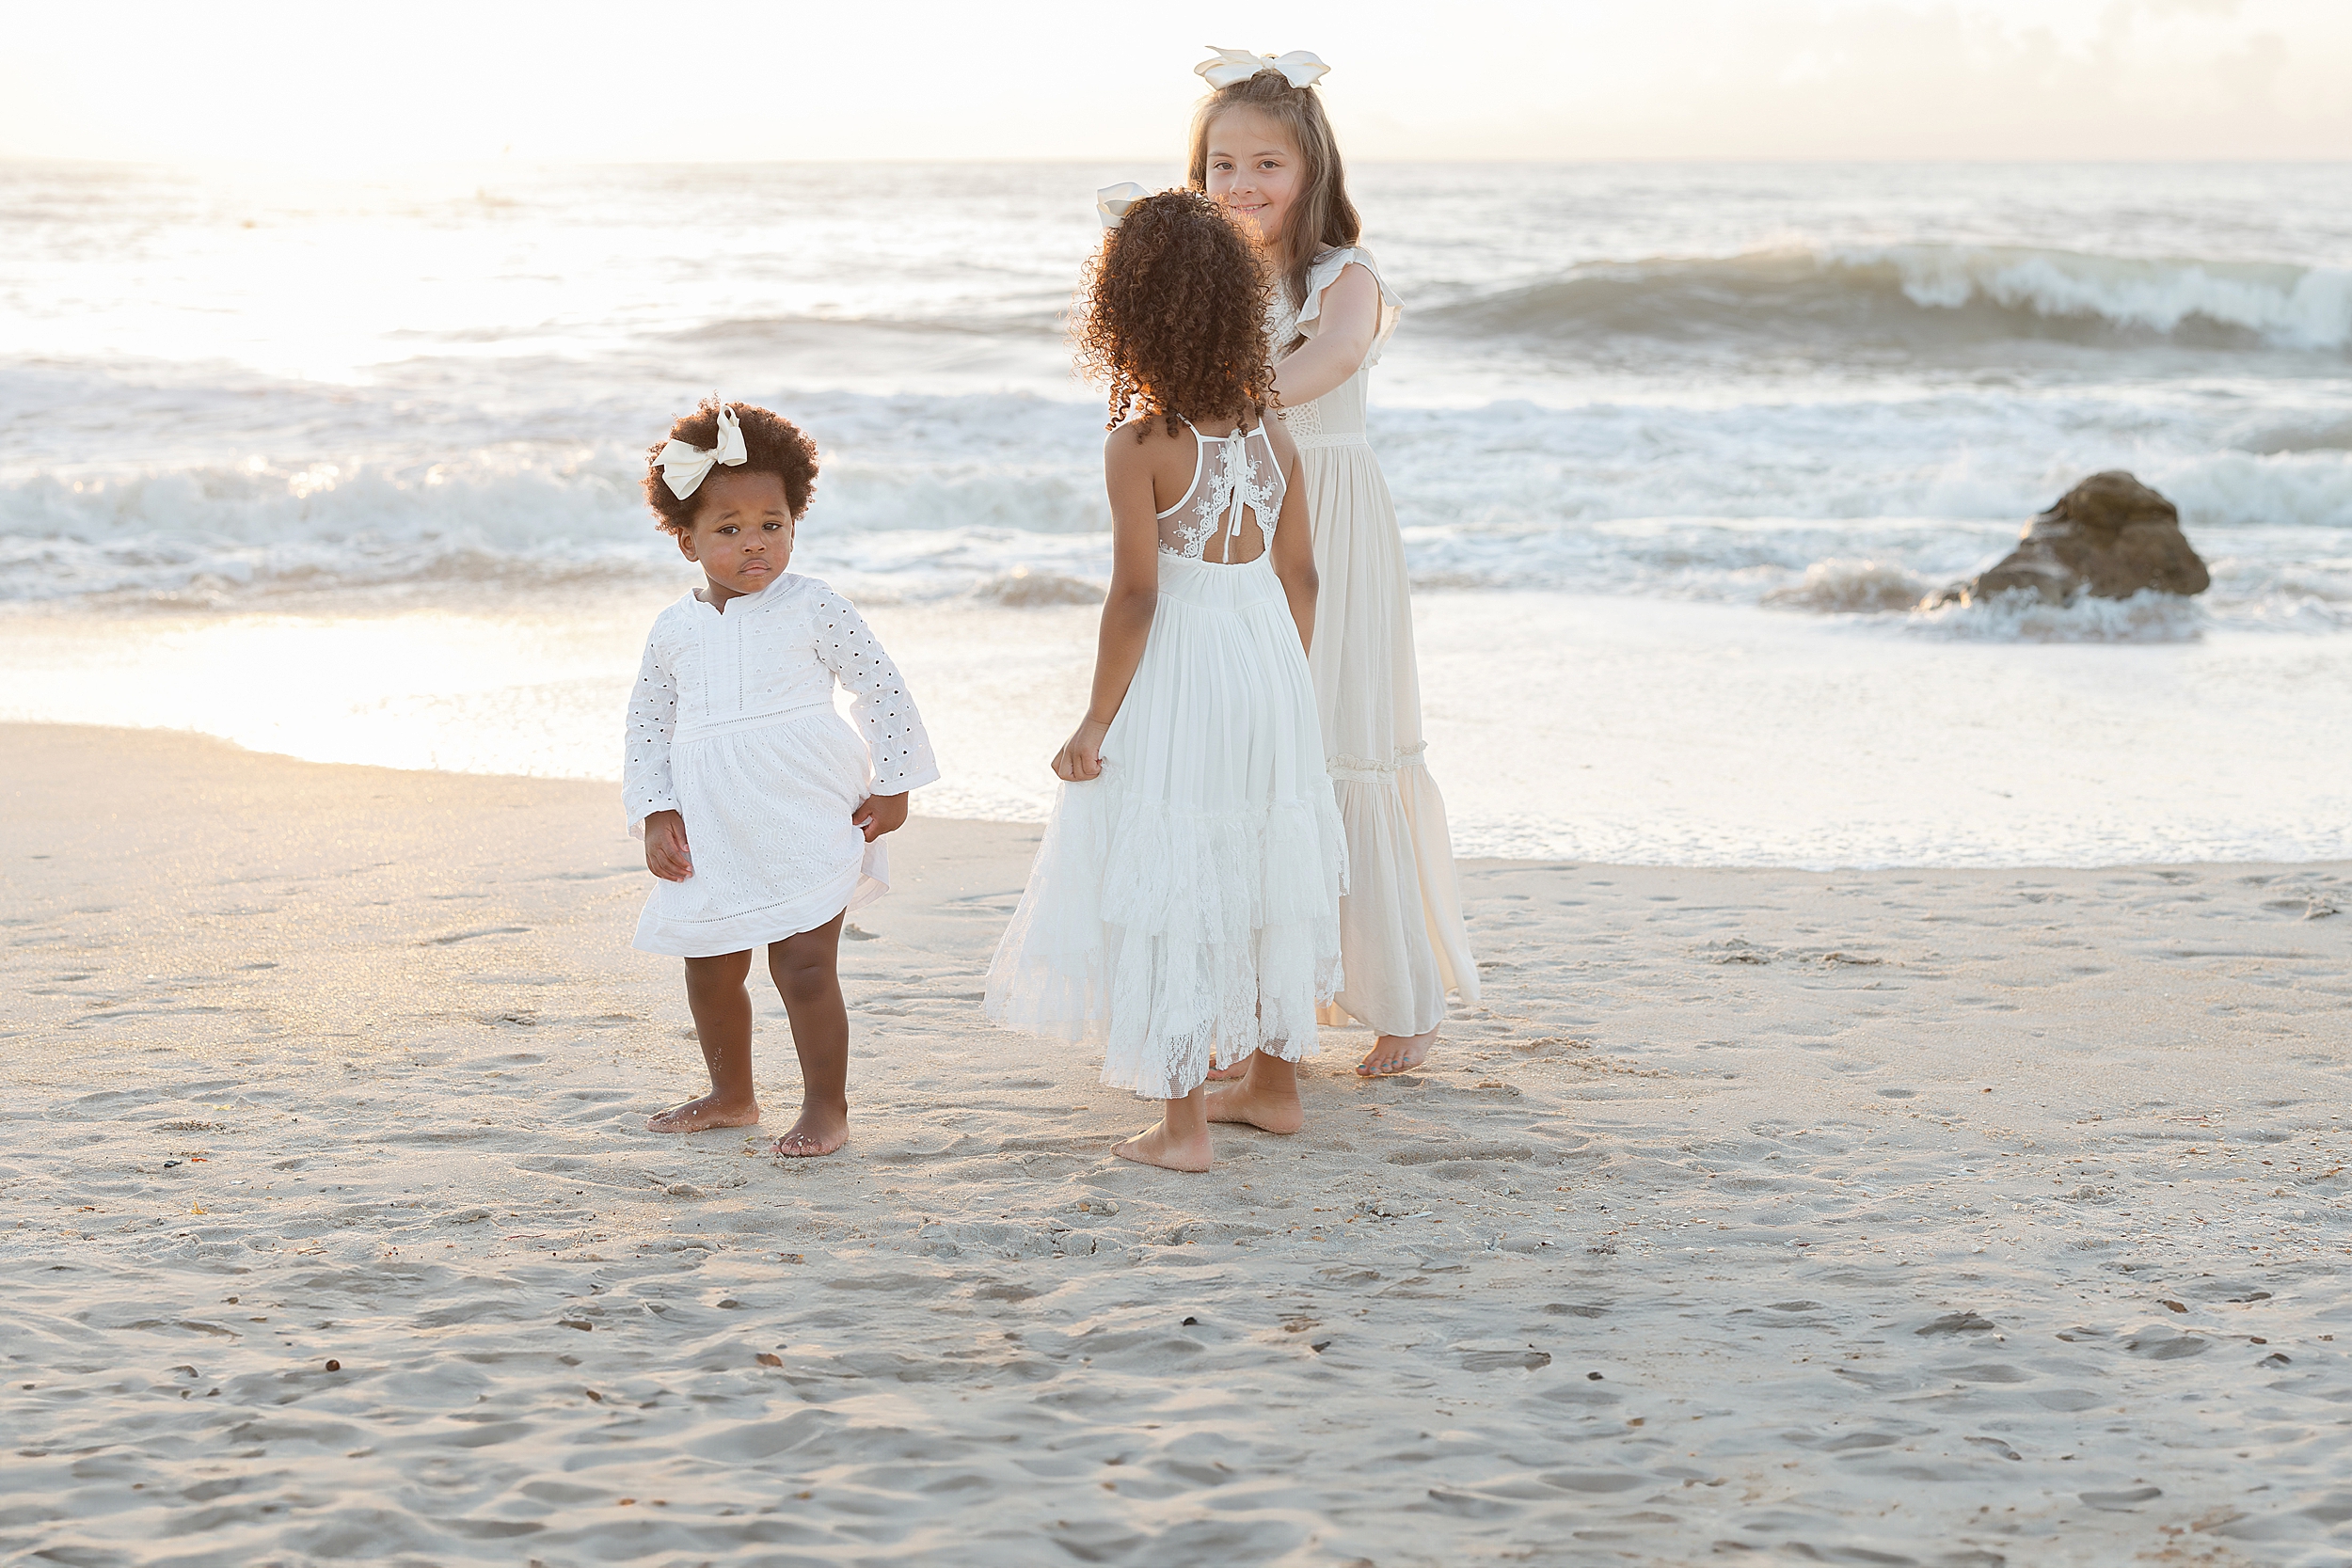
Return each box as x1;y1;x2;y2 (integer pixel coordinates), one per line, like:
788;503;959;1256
983;419;1347;1100
1277;247;1480;1036
624;573;938;958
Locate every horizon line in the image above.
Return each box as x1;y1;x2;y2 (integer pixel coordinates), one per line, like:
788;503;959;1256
5;153;2352;172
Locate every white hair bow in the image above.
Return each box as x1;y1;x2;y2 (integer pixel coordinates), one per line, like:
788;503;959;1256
655;402;747;499
1195;46;1329;90
1096;182;1150;230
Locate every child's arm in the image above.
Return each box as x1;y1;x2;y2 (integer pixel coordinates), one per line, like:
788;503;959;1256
1265;426;1318;656
624;635;693;880
810;588;941;841
1054;430;1161;782
1268;262;1382;408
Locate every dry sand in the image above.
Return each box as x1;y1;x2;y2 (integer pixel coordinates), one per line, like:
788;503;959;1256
4;722;2350;1567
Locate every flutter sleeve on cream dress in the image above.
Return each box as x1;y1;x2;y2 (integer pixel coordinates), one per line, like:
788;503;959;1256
1276;245;1479;1036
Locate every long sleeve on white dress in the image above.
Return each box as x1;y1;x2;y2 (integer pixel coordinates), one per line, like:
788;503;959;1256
810;590;941;796
622;636;680;835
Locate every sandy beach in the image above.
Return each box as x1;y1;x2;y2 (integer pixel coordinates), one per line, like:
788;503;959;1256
1;721;2346;1565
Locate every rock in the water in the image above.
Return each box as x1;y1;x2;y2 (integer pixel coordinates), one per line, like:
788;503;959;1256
1931;471;2208;608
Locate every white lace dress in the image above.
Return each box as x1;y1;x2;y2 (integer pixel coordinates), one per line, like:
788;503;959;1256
983;420;1346;1099
1276;246;1480;1037
623;573;938;958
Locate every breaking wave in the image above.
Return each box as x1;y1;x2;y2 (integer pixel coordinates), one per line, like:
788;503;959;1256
1425;245;2352;355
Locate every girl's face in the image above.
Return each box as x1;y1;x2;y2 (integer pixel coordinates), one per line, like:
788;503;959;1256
676;468;794;598
1204;106;1303;255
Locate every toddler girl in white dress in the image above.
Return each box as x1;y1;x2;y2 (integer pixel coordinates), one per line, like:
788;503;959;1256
624;398;937;1157
984;190;1346;1172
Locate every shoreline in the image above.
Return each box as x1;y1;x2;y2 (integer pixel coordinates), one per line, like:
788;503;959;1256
12;561;2352;876
6;722;2350;1564
15;712;2352;878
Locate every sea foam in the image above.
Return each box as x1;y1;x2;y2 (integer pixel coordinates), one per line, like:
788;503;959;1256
5;413;2345;635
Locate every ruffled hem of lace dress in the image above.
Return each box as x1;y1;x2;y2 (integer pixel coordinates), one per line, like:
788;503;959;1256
982;783;1348;1099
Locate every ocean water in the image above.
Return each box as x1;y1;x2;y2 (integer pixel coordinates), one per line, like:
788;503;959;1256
4;159;2348;865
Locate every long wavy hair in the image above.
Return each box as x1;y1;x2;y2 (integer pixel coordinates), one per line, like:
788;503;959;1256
1073;189;1276;439
1186;66;1360;315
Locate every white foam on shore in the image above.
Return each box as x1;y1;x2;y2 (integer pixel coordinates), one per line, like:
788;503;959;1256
5;413;2346;635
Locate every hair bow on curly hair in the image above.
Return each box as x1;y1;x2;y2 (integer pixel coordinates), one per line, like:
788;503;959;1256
1194;45;1329;90
654;402;747;499
1095;182;1151;230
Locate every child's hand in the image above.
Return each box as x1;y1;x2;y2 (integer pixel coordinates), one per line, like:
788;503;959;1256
853;792;909;843
1052;718;1111;782
644;810;693;880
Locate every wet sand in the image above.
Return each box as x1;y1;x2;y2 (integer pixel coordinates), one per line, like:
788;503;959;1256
4;723;2349;1566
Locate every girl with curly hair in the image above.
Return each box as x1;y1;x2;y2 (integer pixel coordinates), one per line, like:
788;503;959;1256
623;398;938;1157
983;189;1346;1173
1189;47;1480;1081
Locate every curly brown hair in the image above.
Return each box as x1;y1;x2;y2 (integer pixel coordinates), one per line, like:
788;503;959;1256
641;399;819;536
1073;189;1276;439
1187;68;1361;319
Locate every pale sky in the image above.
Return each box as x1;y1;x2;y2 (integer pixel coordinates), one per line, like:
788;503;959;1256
4;0;2348;164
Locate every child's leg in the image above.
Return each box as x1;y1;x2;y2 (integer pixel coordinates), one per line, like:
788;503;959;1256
766;911;850;1158
1114;1085;1214;1172
1206;1051;1304;1134
648;949;762;1132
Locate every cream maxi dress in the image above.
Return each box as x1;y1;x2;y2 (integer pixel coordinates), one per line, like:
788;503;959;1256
1276;247;1479;1037
983;419;1347;1099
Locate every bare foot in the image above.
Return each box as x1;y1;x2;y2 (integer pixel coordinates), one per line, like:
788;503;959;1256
647;1094;760;1133
1358;1028;1438;1077
1204;1054;1254;1083
1112;1123;1212;1173
1206;1077;1303;1134
770;1103;849;1159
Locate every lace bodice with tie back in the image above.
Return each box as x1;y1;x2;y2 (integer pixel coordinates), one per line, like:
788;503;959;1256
1156;418;1286;563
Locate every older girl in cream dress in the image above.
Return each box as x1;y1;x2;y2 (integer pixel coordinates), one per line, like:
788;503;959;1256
1190;47;1479;1078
